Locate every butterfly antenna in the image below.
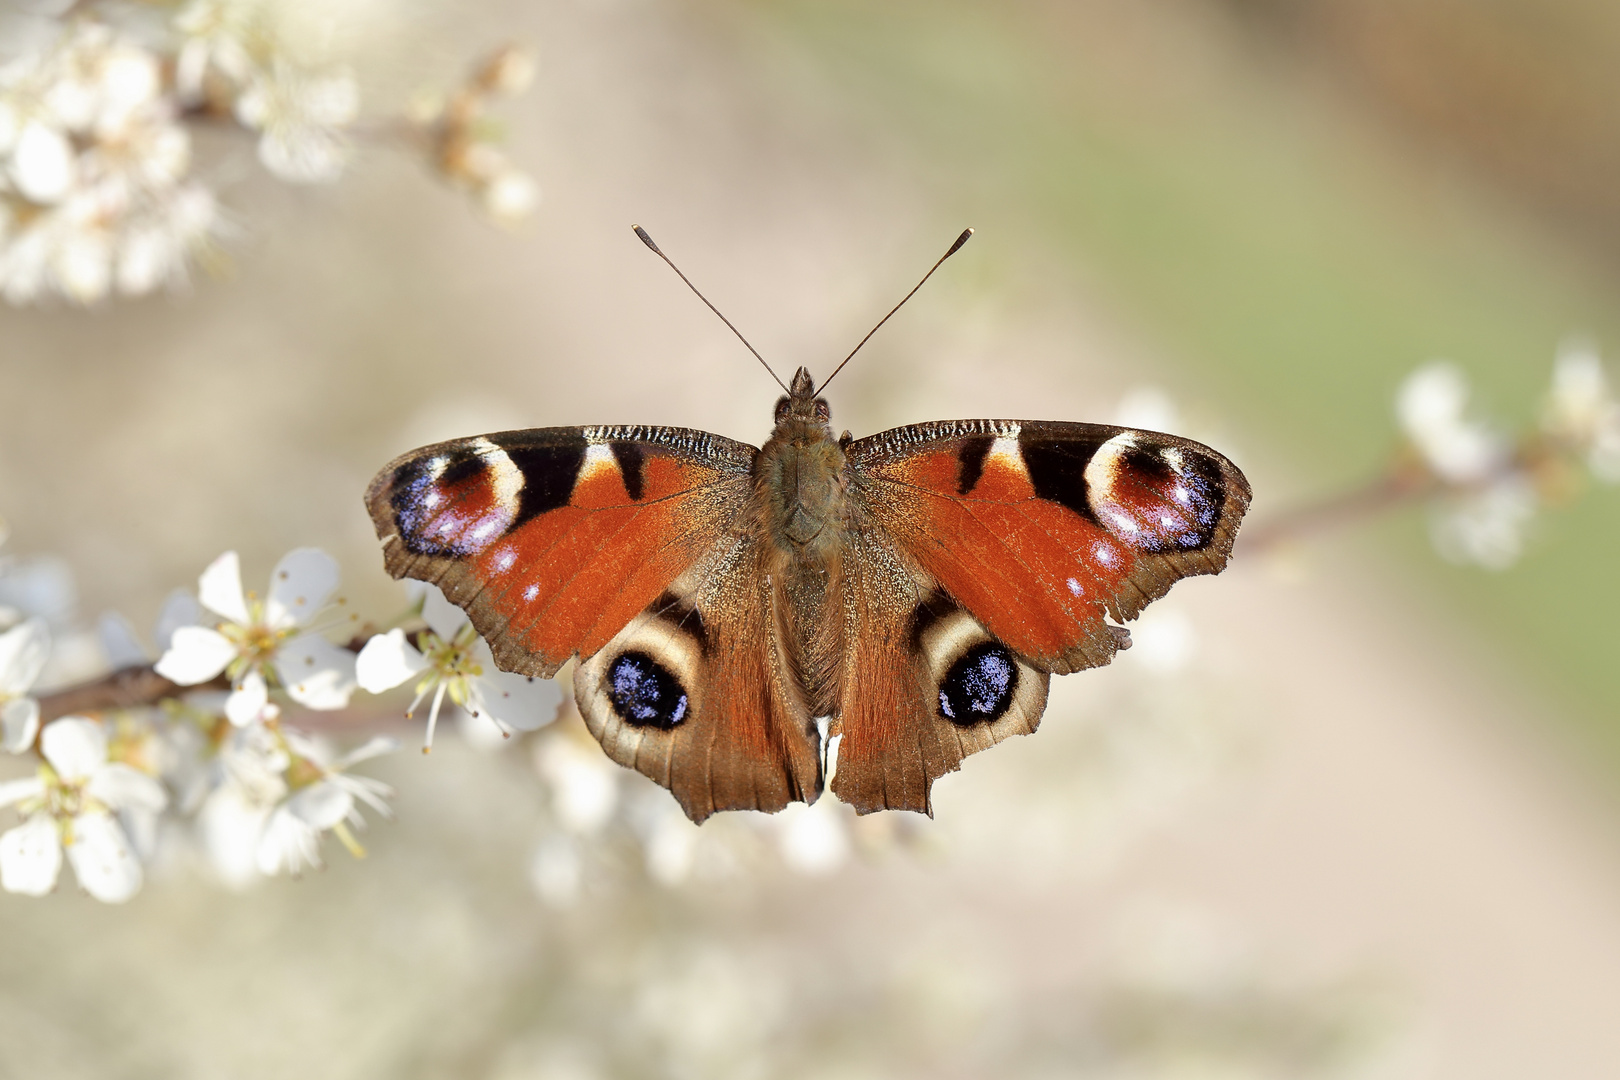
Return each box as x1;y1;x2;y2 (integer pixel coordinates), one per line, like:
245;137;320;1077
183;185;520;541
633;225;789;393
820;227;973;392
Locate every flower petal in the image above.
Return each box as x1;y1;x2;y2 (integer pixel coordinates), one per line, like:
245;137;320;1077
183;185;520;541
288;779;353;831
0;697;39;754
11;122;75;203
0;815;61;896
97;611;149;669
0;776;45;808
197;551;250;625
776;799;851;876
40;716;107;781
66;811;143;903
155;625;235;684
153;588;203;653
256;805;321;876
277;635;357;711
334;734;400;770
536;737;618;833
200;784;270;889
87;763;168;814
355;630;426;693
0;617;50;695
225;669;269;727
419;584;470;641
471;664;562;733
265;548;340;630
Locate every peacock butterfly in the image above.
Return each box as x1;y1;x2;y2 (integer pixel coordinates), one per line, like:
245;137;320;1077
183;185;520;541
365;228;1251;821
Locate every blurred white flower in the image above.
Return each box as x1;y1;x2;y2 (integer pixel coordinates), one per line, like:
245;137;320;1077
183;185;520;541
173;0;261;101
1544;340;1620;482
477;45;537;98
480;165;539;225
198;714;289;887
631;790;700;887
0;716;166;902
1127;608;1199;676
199;716;395;883
0;616;48;753
1430;475;1538;570
155;549;357;726
0;21;222;304
234;60;358;182
356;583;560;751
533;731;619;833
254;729;395;876
776;798;850;876
1113;385;1180;433
1397;362;1506;485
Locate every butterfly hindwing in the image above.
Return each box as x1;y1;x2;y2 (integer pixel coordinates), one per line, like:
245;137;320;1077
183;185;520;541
829;535;1050;815
574;536;822;823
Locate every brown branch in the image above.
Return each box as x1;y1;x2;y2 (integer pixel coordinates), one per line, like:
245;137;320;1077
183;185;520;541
37;666;220;724
1239;465;1431;555
33;633;381;726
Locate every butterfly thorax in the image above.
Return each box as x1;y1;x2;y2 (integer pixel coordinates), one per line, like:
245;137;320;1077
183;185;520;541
757;367;848;563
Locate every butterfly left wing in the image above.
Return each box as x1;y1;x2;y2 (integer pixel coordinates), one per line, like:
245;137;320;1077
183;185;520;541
365;426;821;820
831;419;1250;814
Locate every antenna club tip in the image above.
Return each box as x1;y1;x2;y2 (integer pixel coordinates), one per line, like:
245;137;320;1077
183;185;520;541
632;224;661;254
947;228;974;256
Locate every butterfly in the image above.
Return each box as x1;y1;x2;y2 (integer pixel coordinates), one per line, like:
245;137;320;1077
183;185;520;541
364;228;1251;822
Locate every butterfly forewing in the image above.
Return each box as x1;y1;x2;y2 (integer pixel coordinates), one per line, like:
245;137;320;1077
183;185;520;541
365;426;755;676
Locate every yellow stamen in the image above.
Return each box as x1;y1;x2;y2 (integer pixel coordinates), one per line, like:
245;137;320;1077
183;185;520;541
333;821;366;859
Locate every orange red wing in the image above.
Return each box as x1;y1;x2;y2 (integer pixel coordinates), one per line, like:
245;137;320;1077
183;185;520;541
847;419;1251;675
364;427;756;677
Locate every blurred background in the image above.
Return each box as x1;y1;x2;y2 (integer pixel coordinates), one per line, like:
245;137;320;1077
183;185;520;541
2;0;1620;1076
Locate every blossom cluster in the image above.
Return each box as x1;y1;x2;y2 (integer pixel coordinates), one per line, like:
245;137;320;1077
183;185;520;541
1395;340;1620;568
0;532;906;906
0;1;538;305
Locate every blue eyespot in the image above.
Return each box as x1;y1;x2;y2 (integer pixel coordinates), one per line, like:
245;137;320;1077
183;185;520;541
606;651;689;729
938;642;1017;725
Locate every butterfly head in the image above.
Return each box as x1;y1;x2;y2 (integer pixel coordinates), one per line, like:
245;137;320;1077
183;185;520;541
773;366;832;430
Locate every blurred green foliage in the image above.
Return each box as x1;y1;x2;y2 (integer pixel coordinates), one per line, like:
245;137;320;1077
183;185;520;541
747;0;1620;747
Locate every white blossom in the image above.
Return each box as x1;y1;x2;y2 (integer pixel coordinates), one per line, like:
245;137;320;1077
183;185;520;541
253;729;395;876
172;0;261;101
481;166;539;225
356;584;560;751
533;732;619;833
0;21;223;304
197;713;395;884
0;716;167;902
1544;340;1620;482
0;616;48;753
1397;362;1506;485
234;60;359;183
775;798;851;876
1430;474;1538;570
155;549;357;725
